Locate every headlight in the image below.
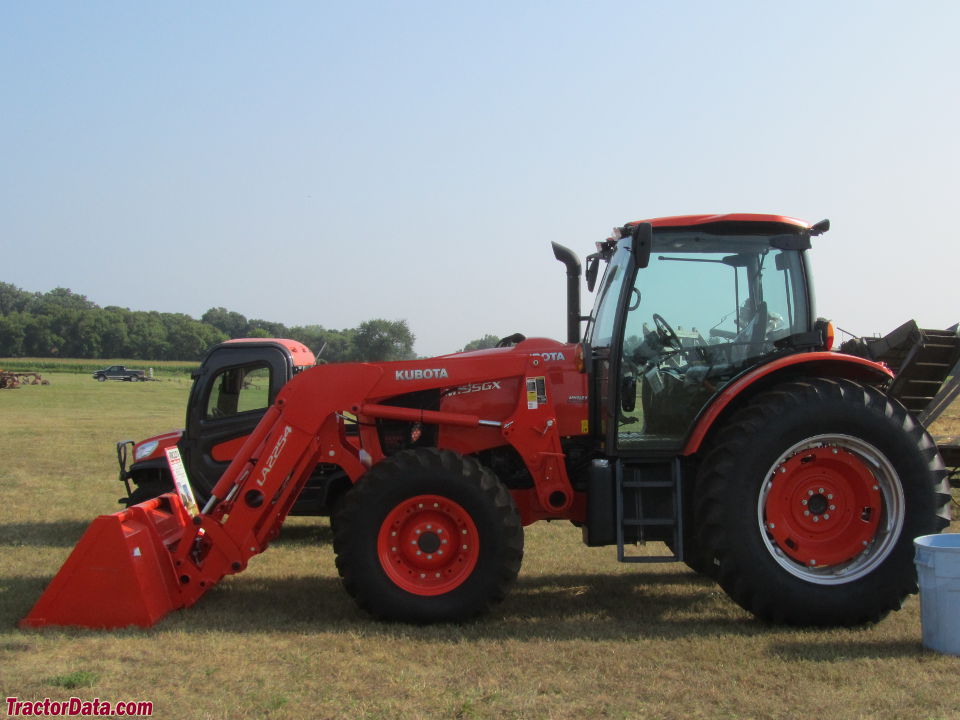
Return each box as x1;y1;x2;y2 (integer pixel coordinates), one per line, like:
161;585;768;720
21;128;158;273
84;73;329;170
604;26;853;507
135;440;160;461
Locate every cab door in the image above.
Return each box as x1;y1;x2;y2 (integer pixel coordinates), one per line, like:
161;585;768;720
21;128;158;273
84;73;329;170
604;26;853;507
181;343;293;497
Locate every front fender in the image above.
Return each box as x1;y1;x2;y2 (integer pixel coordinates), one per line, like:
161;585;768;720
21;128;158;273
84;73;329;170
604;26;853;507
682;352;893;455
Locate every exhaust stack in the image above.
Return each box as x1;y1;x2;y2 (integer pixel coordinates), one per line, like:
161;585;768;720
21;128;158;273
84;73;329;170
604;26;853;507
551;242;582;344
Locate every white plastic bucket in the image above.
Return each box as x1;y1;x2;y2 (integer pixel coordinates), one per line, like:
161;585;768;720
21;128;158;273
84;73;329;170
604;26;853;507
914;534;960;655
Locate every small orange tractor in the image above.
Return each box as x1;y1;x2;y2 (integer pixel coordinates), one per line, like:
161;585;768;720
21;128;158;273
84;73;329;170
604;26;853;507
22;213;952;629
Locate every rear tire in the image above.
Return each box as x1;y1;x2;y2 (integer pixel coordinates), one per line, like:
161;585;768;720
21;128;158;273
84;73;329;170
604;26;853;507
695;377;949;626
334;448;523;623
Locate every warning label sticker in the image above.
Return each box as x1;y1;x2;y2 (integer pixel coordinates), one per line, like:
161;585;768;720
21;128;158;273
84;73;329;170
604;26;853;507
165;446;200;517
526;376;547;410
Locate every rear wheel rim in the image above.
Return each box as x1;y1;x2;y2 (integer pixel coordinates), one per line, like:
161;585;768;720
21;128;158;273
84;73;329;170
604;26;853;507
378;494;480;596
758;434;904;585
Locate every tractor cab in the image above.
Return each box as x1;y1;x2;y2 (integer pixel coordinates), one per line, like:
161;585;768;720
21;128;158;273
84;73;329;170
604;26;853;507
585;215;828;452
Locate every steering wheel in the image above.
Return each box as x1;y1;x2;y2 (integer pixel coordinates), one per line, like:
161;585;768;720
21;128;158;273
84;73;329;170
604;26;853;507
652;313;681;350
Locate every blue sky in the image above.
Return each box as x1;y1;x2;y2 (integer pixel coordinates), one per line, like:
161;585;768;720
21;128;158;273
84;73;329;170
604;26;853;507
2;1;957;356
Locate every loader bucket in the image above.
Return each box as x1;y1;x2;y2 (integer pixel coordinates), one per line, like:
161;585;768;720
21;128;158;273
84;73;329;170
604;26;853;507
21;494;192;629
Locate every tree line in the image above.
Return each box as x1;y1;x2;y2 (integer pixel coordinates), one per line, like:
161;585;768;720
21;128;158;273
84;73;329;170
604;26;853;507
0;282;419;362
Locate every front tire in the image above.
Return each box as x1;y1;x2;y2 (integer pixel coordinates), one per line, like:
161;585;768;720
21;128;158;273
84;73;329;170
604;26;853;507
695;377;950;626
334;448;523;623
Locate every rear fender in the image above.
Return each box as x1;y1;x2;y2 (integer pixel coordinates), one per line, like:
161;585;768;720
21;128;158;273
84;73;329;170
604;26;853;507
683;352;894;456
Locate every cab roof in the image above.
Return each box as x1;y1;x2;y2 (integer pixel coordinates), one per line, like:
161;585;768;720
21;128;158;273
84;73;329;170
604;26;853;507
628;213;811;230
222;338;316;367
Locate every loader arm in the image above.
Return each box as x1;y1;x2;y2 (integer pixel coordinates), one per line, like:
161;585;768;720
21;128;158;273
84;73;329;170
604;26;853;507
23;352;574;627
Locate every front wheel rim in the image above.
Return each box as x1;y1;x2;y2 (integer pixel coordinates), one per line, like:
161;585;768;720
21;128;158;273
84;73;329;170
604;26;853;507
378;494;480;596
758;434;904;585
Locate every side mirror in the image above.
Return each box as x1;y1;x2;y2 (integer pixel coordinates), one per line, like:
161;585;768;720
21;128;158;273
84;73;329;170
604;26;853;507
585;254;600;292
631;223;652;269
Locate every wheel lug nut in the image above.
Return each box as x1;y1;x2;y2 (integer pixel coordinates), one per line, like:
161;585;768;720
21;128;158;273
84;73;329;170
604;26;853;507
823;514;830;520
812;516;819;523
829;505;836;511
804;510;810;516
801;499;808;506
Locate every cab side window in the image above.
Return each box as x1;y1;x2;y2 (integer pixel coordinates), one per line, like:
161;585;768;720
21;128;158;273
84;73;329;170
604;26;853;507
205;365;272;419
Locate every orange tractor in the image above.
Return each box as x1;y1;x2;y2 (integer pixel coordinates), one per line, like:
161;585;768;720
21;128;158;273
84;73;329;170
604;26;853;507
22;213;951;629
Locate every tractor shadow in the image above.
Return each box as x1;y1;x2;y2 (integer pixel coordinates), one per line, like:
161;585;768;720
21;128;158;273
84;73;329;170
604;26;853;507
153;570;780;642
273;523;334;546
0;520;93;547
8;570;922;655
7;521;922;654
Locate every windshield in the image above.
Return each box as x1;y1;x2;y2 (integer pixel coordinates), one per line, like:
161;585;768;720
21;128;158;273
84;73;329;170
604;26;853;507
588;232;810;348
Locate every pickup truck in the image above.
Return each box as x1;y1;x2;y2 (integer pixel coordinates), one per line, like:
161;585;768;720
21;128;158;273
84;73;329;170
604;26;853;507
92;365;146;382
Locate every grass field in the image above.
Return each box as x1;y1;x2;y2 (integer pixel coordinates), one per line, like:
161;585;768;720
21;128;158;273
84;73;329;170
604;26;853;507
0;357;198;377
2;371;959;719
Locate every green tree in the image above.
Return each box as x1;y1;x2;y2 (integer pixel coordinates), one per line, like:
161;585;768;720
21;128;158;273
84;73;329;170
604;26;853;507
247;318;288;337
351;319;415;362
99;308;131;358
0;312;26;356
126;311;171;360
289;325;357;363
462;334;500;352
164;313;227;360
31;287;97;314
22;315;62;356
0;282;31;315
202;307;249;338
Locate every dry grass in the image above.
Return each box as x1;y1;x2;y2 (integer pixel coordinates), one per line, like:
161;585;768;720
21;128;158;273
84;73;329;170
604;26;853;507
2;374;959;719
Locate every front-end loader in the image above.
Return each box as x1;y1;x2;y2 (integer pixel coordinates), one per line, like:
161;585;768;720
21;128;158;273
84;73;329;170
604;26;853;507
22;213;950;629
